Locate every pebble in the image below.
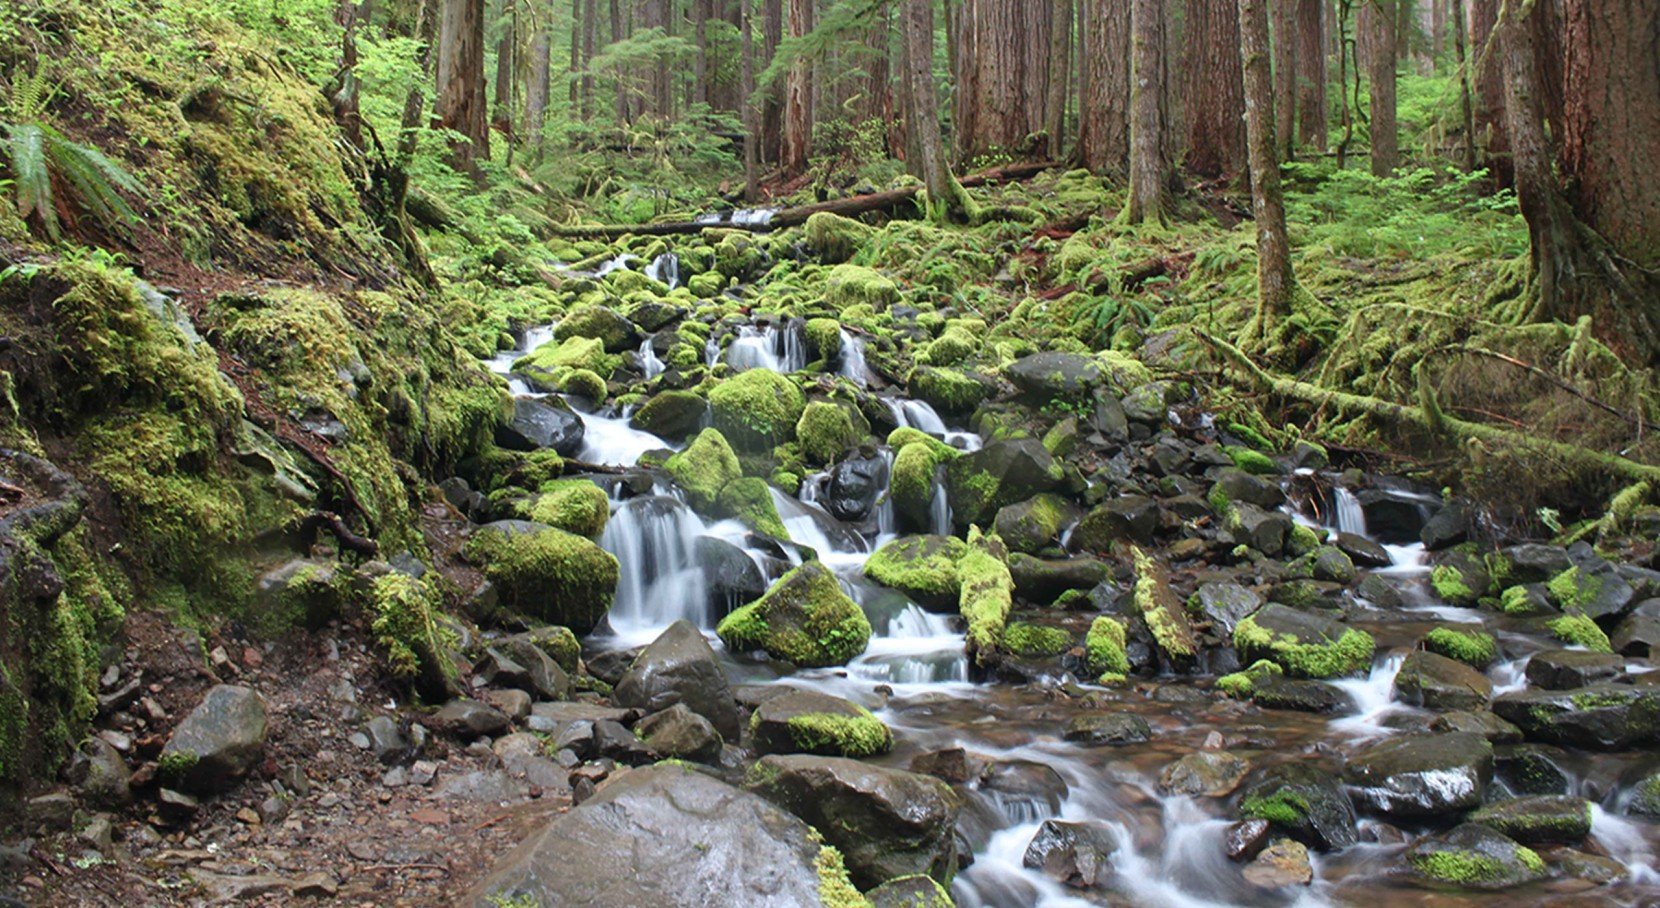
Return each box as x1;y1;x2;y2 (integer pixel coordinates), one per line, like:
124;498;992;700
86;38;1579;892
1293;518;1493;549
411;760;439;786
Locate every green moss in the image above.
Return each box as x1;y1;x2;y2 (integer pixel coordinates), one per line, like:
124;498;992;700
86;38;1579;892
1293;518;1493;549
1002;622;1072;657
1546;613;1612;653
515;336;622;380
463;525;620;633
1499;585;1539;616
1285;524;1321;558
664;428;743;509
368;573;456;698
1216;657;1288;699
716;562;871;667
796;402;861;466
907;367;986;415
1224;446;1279;476
1233;616;1376;679
1411;851;1509;885
995;493;1068;554
556;368;608;403
864;535;968;602
824;264;899;312
1570;690;1630;709
785;710;894;759
891;442;946;525
1547;566;1603;612
1132;546;1197;659
814;844;873;908
687;272;727;299
887;428;959;460
709;369;806;451
716;477;789;538
0;673;26;784
522;625;581;673
804;317;844;358
528;480;610;538
1085;616;1130;679
959;530;1014;663
553;305;636;352
1423;627;1497;667
1241;790;1310;827
1432;565;1477;603
919;328;979;367
157;750;199;787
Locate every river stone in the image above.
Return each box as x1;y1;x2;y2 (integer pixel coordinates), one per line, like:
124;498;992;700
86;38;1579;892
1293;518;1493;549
1236;603;1373;679
1420;501;1472;550
635;703;723;764
1250;677;1352;713
1159;751;1250;797
427;699;512;739
1468;795;1594;844
1342;732;1492;819
826;450;889;523
1121;381;1175;424
1008;554;1109;604
481;640;571;701
747;754;960;888
1502;544;1574;584
1524;649;1626;690
629;390;708;442
1405;823;1547;889
1492;684;1660;750
980;760;1069;817
1239;764;1358;852
1243;839;1313;888
864;534;968;611
995;493;1077;554
1493;744;1573;796
160;685;268;794
496;396;586;456
1004;352;1105;400
1022;819;1119;889
1071;495;1159;549
750;689;892;758
1226;820;1273;862
1063;713;1152;746
696;536;768;607
1214;469;1286;509
1428;710;1522;742
1192;582;1263;636
469;764;850;907
945;438;1065;528
1335;531;1392;569
1395;650;1493;711
1232;503;1293;556
555;304;640;353
1613;614;1660;657
613;619;740;740
68;737;131;808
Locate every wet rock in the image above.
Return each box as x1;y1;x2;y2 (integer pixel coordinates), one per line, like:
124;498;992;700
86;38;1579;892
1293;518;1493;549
1008;553;1109;604
496;396;585;456
1234;603;1375;679
470;764;847;906
464;521;618;633
1395;650;1493;711
750;689;892;758
825;451;888;522
1343;732;1492;819
484;689;533;722
718;562;872;667
1243;839;1313;888
1192;582;1264;636
867;874;956;907
1502;544;1574;584
555;304;640;353
996;493;1078;554
1121;382;1176;424
1420;501;1472;550
1214;470;1286;509
1549;562;1638;621
1004;352;1105;400
630;390;708;442
160;685;268;794
67;737;131;808
427;699;512;739
593;719;656;764
864;534;967;611
1063;713;1151;746
1071;495;1159;549
1428;710;1522;743
1021;819;1118;888
1356;488;1434;545
636;703;723;763
1159;751;1250;797
614;619;740;739
1250;677;1352;713
492;734;570;793
1494;744;1574;796
747;754;960;888
26;792;74;831
1555;849;1628;885
979;760;1069;818
364;715;423;765
1468;795;1593;844
477;645;570;702
1335;532;1392;569
696;536;769;607
1231;504;1294;556
1303;546;1357;585
1405;823;1547;889
910;748;984;785
1492;684;1660;750
525;701;630;738
1238;764;1358;852
1226;819;1272;862
1612;612;1660;657
1524;649;1625;690
945;438;1065;529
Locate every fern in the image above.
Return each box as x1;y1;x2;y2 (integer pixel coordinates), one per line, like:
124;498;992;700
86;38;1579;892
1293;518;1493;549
1;63;144;240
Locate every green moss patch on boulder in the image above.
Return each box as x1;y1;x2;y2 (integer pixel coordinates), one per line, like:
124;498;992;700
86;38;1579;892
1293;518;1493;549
824;264;898;312
863;535;968;611
716;477;789;538
710;369;806;452
959;530;1014;664
463;521;619;633
1233;604;1376;679
717;562;871;667
664;428;743;510
796;402;861;466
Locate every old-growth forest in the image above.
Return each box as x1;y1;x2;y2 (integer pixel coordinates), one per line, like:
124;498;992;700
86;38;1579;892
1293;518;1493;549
0;0;1658;905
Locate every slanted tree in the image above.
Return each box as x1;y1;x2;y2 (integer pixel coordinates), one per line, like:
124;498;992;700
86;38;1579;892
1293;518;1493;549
901;0;972;222
1364;0;1399;175
1184;0;1246;179
436;0;490;166
1076;0;1130;175
1239;0;1293;327
1123;0;1168;223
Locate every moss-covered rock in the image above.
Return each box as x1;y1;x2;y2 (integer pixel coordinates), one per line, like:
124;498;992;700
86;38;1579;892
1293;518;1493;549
367;573;458;702
1422;627;1498;668
804;318;844;360
687;271;727;299
515;335;622;381
796;402;861;466
718;562;871;667
1085;616;1129;682
710;369;806;451
716;477;789;539
891;442;947;533
994;493;1074;555
959;530;1014;664
1406;823;1547;889
749;688;893;757
863;535;968;611
1545;613;1612;653
554;305;640;353
631;389;709;442
1002;622;1071;657
918;328;979;367
907;366;989;417
824;264;899;312
944;438;1066;530
529;479;610;538
1233;604;1376;679
1130;546;1199;663
556;368;608;403
805;213;876;264
664;428;742;510
463;522;619;633
1216;660;1284;698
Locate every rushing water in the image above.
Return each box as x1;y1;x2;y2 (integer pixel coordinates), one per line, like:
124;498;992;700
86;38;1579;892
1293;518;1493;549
723;321;808;373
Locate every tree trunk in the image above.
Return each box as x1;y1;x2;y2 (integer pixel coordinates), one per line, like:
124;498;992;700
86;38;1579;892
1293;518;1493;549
493;0;515;135
1184;0;1246;179
761;0;783;164
1454;0;1476;170
581;0;597;119
568;0;581;111
1240;0;1293;322
694;0;710;107
1124;0;1168;222
1295;0;1327;150
953;0;1054;163
902;0;971;221
742;0;758;200
1045;0;1074;160
1077;0;1131;175
436;0;490;167
1432;0;1448;64
1471;0;1509;182
396;0;437;164
527;28;552;141
1364;0;1399;175
1272;0;1297;160
781;0;814;176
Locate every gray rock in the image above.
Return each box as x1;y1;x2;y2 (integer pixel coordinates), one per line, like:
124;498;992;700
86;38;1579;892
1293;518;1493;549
68;738;131;808
469;764;842;907
1524;649;1626;690
945;439;1065;528
1420;501;1472;550
1192;582;1263;636
1121;382;1176;424
826;451;888;523
1233;503;1293;556
427;699;511;739
1004;352;1105;400
1008;554;1109;604
1613;614;1660;657
636;704;723;763
1022;819;1118;888
160;685;268;794
749;689;892;758
868;874;956;907
1468;795;1594;844
1214;470;1286;509
1492;684;1660;750
747;754;960;889
1405;823;1547;889
1159;751;1250;797
612;619;740;740
496;396;586;456
979;760;1069;816
1251;677;1353;713
630;391;708;442
1063;713;1152;746
1501;544;1573;584
1395;651;1493;711
1335;531;1392;569
1342;732;1492;819
1239;764;1357;852
1071;495;1159;549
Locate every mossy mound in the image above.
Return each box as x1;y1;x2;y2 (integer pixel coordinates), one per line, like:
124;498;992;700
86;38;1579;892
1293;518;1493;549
824;264;899;312
1002;621;1072;658
366;573;457;702
1545;613;1612;653
863;535;968;610
529;480;610;538
716;477;789;539
1423;627;1498;668
631;389;709;442
890;442;948;533
709;369;806;452
907;366;989;416
463;523;619;634
805;213;876;264
553;305;639;353
1086;616;1130;681
717;562;872;667
516;336;622;381
664;428;743;510
1233;604;1376;679
804;318;844;360
749;689;893;758
796;402;862;466
959;530;1014;664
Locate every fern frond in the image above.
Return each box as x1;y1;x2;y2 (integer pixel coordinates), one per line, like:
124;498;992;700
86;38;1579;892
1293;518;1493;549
6;123;55;237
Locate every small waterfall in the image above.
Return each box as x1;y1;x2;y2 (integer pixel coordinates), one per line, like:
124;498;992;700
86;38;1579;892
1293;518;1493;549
929;483;953;536
838;330;868;387
638;338;665;379
887;398;949;435
1334;487;1367;535
726;323;807;374
486;323;557;375
577;407;673;466
1594;805;1660;883
602;496;715;638
1329;652;1411;737
644;252;681;290
595;254;636;276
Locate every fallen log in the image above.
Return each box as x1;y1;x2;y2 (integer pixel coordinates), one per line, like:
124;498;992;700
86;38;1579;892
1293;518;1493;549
549;161;1058;239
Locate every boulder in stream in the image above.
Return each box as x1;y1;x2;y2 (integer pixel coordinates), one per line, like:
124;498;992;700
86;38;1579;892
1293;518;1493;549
1492;683;1660;750
462;521;619;634
945;438;1065;529
1022;819;1119;889
749;689;893;758
613;620;741;740
1467;794;1594;844
863;535;967;611
1233;604;1375;679
496;396;586;456
1238;763;1358;852
717;562;872;667
1341;732;1493;819
1394;650;1493;711
1405;823;1548;889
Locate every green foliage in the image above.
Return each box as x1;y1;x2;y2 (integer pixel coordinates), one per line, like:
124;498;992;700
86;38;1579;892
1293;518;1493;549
1283;164;1523;261
2;65;143;240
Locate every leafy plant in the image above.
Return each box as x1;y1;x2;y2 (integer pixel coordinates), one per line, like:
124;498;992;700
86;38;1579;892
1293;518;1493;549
2;65;143;240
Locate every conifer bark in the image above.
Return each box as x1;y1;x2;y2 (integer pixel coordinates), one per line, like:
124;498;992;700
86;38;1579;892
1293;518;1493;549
902;0;970;222
781;0;814;175
1077;0;1131;175
1184;0;1246;179
436;0;490;166
1364;0;1399;175
1124;0;1167;222
953;0;1055;162
1240;0;1293;320
1295;0;1327;150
